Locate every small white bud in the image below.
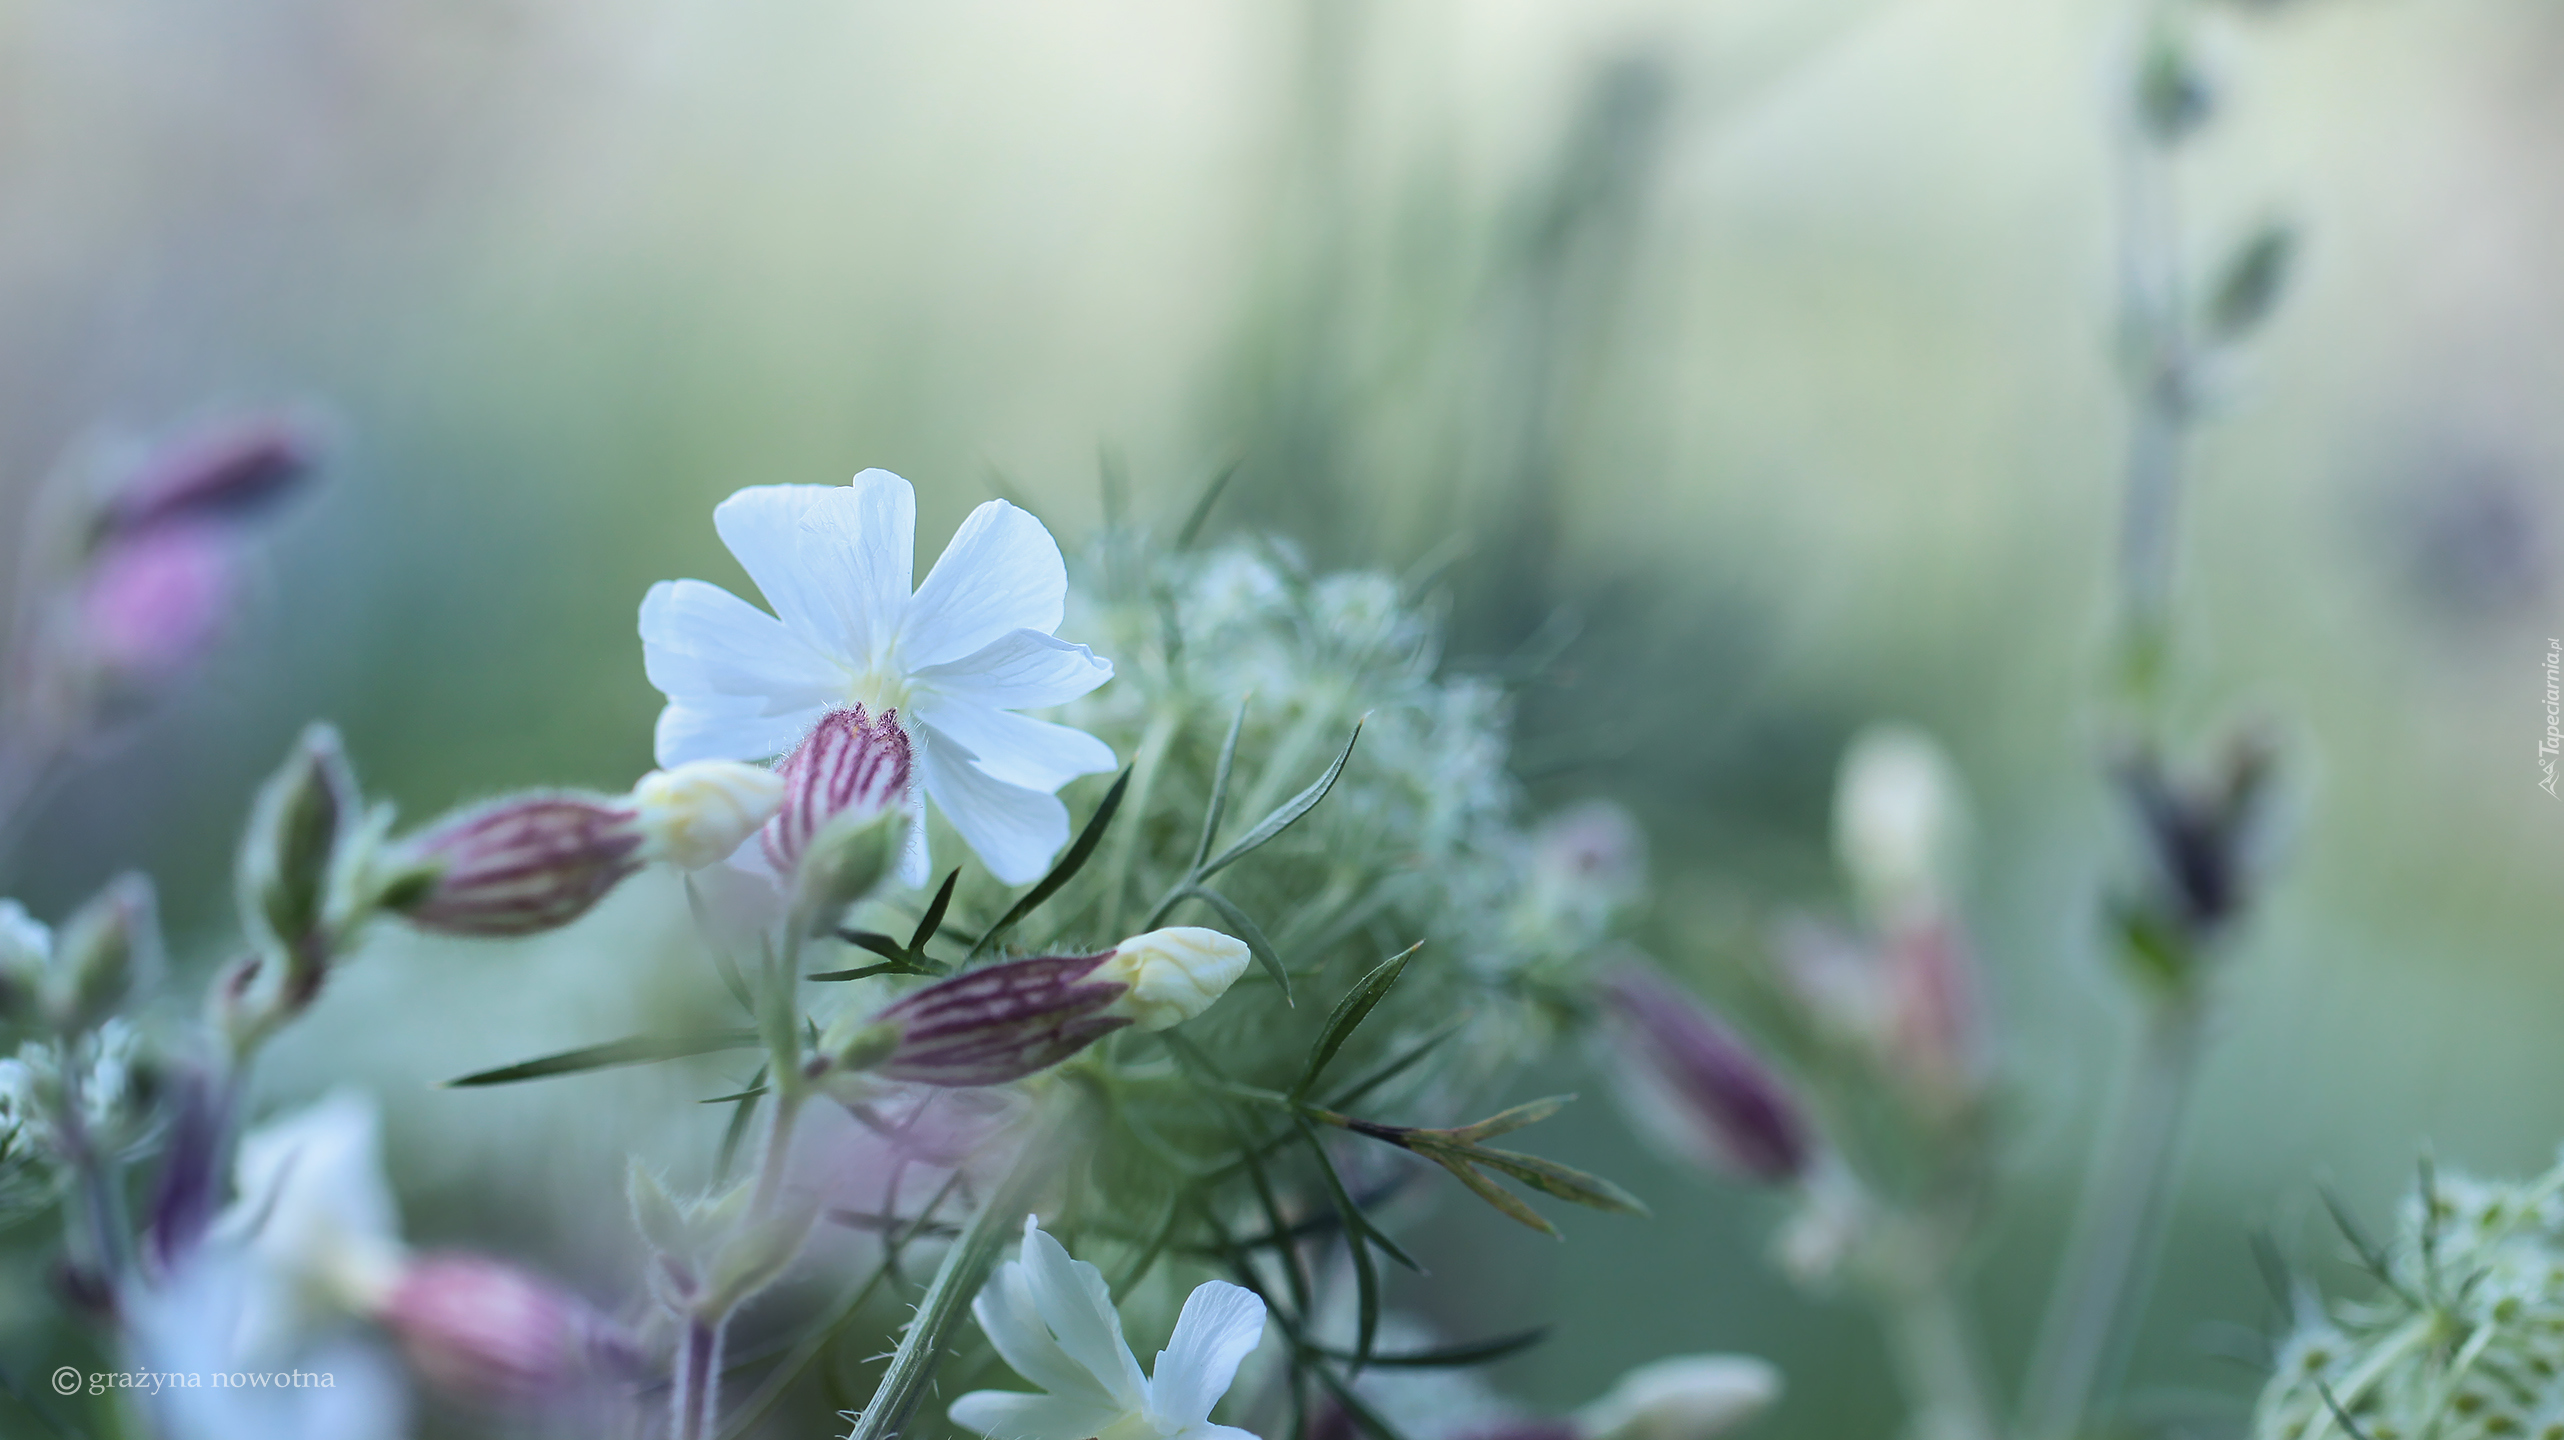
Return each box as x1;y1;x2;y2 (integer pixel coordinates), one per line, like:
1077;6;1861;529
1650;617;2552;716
1093;927;1250;1032
1575;1354;1782;1440
630;762;784;870
1832;725;1968;917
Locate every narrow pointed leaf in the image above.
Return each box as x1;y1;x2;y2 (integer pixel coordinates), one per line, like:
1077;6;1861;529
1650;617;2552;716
1327;1017;1467;1109
835;930;912;964
907;868;962;954
1458;1145;1648;1216
1202;721;1363;878
1429;1153;1558;1238
1297;1115;1382;1369
716;1065;769;1179
1190;696;1251;873
1307;1327;1551;1369
809;961;933;983
444;1030;760;1086
1294;942;1422;1101
1453;1095;1572;1143
1174;457;1243;550
969;766;1133;961
1182;885;1290;1004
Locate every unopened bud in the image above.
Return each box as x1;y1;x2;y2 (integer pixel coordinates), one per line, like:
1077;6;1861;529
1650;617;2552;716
1832;725;1968;920
238;723;357;964
764;706;911;874
1574;1355;1782;1440
99;413;318;542
1092;927;1251;1031
390;794;648;938
630;761;782;869
824;953;1131;1089
0;901;50;1022
45;874;162;1033
80;525;234;680
789;807;909;938
1598;965;1813;1185
378;1253;636;1409
701;1198;819;1318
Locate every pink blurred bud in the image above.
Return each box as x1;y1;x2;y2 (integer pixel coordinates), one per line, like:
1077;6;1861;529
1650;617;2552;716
80;524;234;678
378;1253;635;1410
1881;913;1982;1103
1598;965;1812;1185
763;705;912;875
102;414;317;541
393;795;647;937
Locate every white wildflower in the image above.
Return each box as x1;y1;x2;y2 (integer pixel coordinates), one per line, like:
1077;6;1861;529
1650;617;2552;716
640;471;1117;885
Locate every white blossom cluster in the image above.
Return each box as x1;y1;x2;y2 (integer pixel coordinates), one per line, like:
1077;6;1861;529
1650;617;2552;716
2255;1164;2564;1440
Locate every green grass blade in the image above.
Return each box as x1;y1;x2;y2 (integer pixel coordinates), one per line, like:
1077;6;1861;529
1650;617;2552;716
1201;721;1363;878
444;1030;759;1087
968;766;1133;961
1293;942;1421;1101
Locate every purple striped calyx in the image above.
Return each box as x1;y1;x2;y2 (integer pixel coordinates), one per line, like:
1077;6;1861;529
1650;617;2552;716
763;706;911;875
1598;964;1813;1185
391;794;648;938
817;953;1131;1089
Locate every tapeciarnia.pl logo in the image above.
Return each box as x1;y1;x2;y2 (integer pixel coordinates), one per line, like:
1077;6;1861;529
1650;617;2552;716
2542;638;2560;798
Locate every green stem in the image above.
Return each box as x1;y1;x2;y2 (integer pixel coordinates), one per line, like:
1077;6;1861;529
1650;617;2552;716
2015;1000;2206;1440
839;1095;1076;1440
1881;1279;2000;1440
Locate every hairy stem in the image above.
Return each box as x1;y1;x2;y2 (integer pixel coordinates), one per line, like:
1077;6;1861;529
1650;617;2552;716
673;1315;724;1440
840;1095;1075;1440
2015;1000;2206;1440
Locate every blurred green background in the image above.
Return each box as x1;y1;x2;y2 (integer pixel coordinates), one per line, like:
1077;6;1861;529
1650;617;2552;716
4;0;2563;1436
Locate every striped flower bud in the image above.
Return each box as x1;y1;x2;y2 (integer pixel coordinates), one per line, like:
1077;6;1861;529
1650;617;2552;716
98;413;318;542
820;953;1131;1089
376;1253;636;1410
630;761;782;870
1090;927;1251;1032
391;795;646;938
1598;965;1813;1185
763;706;910;875
79;524;235;680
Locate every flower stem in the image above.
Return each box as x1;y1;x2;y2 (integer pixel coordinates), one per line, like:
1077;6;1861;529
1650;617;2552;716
55;1033;132;1286
2014;999;2206;1440
840;1093;1075;1440
1880;1278;2000;1440
673;1315;725;1440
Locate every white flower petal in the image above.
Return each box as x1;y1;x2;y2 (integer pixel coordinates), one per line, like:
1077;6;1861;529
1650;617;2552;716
640;579;841;714
714;479;915;663
1017;1220;1147;1406
902;500;1069;669
1170;1426;1263;1440
949;1389;1126;1440
914;700;1117;793
972;1260;1119;1407
919;722;1070;885
911;629;1114;711
1147;1281;1266;1429
654;697;829;768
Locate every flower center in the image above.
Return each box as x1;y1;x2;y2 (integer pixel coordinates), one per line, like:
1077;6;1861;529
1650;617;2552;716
842;665;913;717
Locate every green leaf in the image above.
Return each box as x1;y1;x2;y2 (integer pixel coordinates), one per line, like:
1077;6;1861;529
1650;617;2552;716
444;1030;760;1087
1452;1095;1572;1143
715;1065;769;1179
1190;696;1252;873
808;961;933;983
969;767;1133;961
1175;457;1243;550
1426;1153;1558;1238
1293;942;1422;1101
1181;885;1290;1005
835;931;911;965
1306;1327;1550;1369
1297;1115;1382;1370
1326;1017;1467;1109
2206;221;2295;341
1455;1145;1648;1217
1201;721;1363;878
1305;1346;1420;1440
907;868;961;955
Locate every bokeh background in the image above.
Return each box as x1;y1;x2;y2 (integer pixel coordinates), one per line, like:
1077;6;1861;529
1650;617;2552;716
3;0;2563;1436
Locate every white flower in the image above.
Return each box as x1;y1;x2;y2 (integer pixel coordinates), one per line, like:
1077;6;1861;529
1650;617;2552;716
952;1218;1266;1440
640;471;1117;885
1574;1355;1782;1440
1832;725;1967;917
1094;928;1253;1032
218;1091;408;1357
629;760;786;870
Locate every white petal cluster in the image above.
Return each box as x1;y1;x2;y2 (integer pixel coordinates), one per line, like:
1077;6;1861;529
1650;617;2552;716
640;471;1117;886
629;760;784;870
1095;928;1252;1032
951;1218;1266;1440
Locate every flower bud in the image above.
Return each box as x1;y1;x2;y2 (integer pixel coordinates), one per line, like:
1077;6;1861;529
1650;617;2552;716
826;953;1132;1089
99;413;318;542
763;706;911;875
0;901;51;1023
238;723;358;966
1832;725;1967;920
1598;965;1813;1185
630;761;783;869
80;525;234;680
1091;927;1251;1032
390;794;647;938
701;1198;820;1318
43;874;162;1034
377;1253;636;1409
1574;1355;1781;1440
